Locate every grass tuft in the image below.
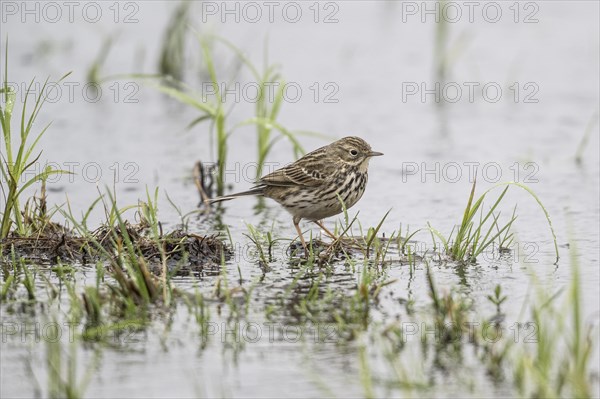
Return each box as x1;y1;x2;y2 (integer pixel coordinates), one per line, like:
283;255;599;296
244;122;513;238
0;40;72;238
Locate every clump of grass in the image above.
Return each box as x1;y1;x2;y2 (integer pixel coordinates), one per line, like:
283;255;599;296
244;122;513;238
43;190;184;341
396;224;422;256
20;175;65;237
142;33;305;196
511;242;595;397
429;178;558;263
148;38;228;196
360;209;392;259
2;182;228;270
215;36;305;179
244;222;282;266
449;181;516;263
0;40;71;238
62;189;174;308
157;1;191;82
86;36;114;85
433;0;471;85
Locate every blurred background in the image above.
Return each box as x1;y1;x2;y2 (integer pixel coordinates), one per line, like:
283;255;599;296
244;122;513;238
2;1;597;229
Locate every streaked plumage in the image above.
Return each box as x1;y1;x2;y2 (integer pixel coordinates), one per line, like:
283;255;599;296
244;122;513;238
210;136;383;253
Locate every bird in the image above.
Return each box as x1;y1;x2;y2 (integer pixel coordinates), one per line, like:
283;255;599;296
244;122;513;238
209;136;383;253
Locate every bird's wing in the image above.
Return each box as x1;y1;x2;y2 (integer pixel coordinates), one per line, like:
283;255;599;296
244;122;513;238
259;161;336;187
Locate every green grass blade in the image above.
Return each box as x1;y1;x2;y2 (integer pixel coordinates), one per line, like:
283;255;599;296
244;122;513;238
485;182;559;262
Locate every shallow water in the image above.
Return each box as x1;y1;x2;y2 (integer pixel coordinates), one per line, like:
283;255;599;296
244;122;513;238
1;1;599;397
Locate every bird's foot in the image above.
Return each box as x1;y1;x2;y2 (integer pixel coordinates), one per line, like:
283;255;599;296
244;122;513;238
313;220;338;241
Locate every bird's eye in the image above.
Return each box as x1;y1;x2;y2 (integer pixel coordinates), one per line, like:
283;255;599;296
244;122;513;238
350;149;358;156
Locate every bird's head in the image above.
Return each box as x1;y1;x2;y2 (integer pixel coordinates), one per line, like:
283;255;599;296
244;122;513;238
333;136;383;170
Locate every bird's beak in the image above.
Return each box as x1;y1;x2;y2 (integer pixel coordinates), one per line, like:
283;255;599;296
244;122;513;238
368;151;384;157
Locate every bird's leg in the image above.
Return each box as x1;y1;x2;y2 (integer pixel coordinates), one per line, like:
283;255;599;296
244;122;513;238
313;220;338;241
293;216;309;256
313;220;343;261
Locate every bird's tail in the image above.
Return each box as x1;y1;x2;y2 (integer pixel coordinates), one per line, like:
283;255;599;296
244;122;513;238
207;187;265;204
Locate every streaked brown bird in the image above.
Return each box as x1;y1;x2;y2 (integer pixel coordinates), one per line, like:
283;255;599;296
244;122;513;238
210;136;383;253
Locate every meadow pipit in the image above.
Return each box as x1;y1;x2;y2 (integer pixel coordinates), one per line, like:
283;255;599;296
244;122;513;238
210;136;383;253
